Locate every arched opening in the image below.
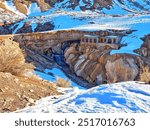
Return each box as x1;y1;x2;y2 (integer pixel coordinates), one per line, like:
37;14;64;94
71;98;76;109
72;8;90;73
108;39;112;44
86;38;88;43
81;38;84;42
104;38;106;43
104;31;108;36
99;38;103;43
94;39;97;43
113;38;117;43
90;39;93;43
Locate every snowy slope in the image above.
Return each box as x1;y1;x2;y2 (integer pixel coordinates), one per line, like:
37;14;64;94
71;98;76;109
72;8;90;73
30;0;150;14
35;68;84;89
72;14;150;54
0;1;25;23
54;0;95;11
1;0;150;17
4;0;25;15
50;13;150;54
16;81;150;113
102;0;150;15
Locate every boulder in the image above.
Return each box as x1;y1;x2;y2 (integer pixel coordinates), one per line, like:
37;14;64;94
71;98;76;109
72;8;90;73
105;57;139;83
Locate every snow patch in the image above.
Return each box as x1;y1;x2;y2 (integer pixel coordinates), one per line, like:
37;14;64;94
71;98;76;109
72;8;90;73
28;2;41;16
16;82;150;113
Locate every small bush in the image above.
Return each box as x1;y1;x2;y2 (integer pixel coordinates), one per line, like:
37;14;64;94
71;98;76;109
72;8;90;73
55;76;71;88
140;66;150;84
0;39;34;77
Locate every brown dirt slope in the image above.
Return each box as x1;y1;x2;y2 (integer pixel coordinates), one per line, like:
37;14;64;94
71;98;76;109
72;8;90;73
0;38;60;113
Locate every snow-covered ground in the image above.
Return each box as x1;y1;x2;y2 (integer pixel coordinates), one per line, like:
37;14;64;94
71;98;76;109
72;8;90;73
35;68;84;90
16;81;150;113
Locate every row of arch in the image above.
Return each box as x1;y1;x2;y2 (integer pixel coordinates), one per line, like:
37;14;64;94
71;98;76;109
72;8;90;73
81;37;119;44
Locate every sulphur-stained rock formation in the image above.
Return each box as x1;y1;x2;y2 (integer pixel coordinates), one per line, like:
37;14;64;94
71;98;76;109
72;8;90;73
0;38;60;112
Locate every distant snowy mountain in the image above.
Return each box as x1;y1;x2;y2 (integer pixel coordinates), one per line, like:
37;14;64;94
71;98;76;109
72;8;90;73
1;0;150;34
1;0;150;15
0;0;150;30
17;81;150;113
54;0;150;14
102;0;150;15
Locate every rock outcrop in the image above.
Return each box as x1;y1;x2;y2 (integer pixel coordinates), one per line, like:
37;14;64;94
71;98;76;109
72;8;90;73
105;55;139;83
64;43;149;86
0;21;55;35
134;34;150;60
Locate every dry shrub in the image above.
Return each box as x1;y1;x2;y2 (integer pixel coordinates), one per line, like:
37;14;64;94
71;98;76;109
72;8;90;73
0;39;34;77
55;76;71;88
140;66;150;84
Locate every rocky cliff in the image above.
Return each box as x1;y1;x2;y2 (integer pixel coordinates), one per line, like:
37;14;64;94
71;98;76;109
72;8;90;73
64;43;149;86
134;34;150;60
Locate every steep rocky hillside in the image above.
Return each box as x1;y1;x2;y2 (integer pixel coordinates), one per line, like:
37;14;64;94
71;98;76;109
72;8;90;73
0;1;25;24
64;42;150;86
1;0;112;15
0;38;60;112
1;0;150;16
1;0;150;35
0;0;112;34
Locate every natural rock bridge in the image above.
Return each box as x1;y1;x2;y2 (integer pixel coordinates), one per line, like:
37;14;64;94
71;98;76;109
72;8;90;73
1;29;149;87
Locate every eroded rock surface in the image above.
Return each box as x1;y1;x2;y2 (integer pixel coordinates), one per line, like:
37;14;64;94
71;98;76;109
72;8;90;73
64;43;149;85
134;34;150;60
